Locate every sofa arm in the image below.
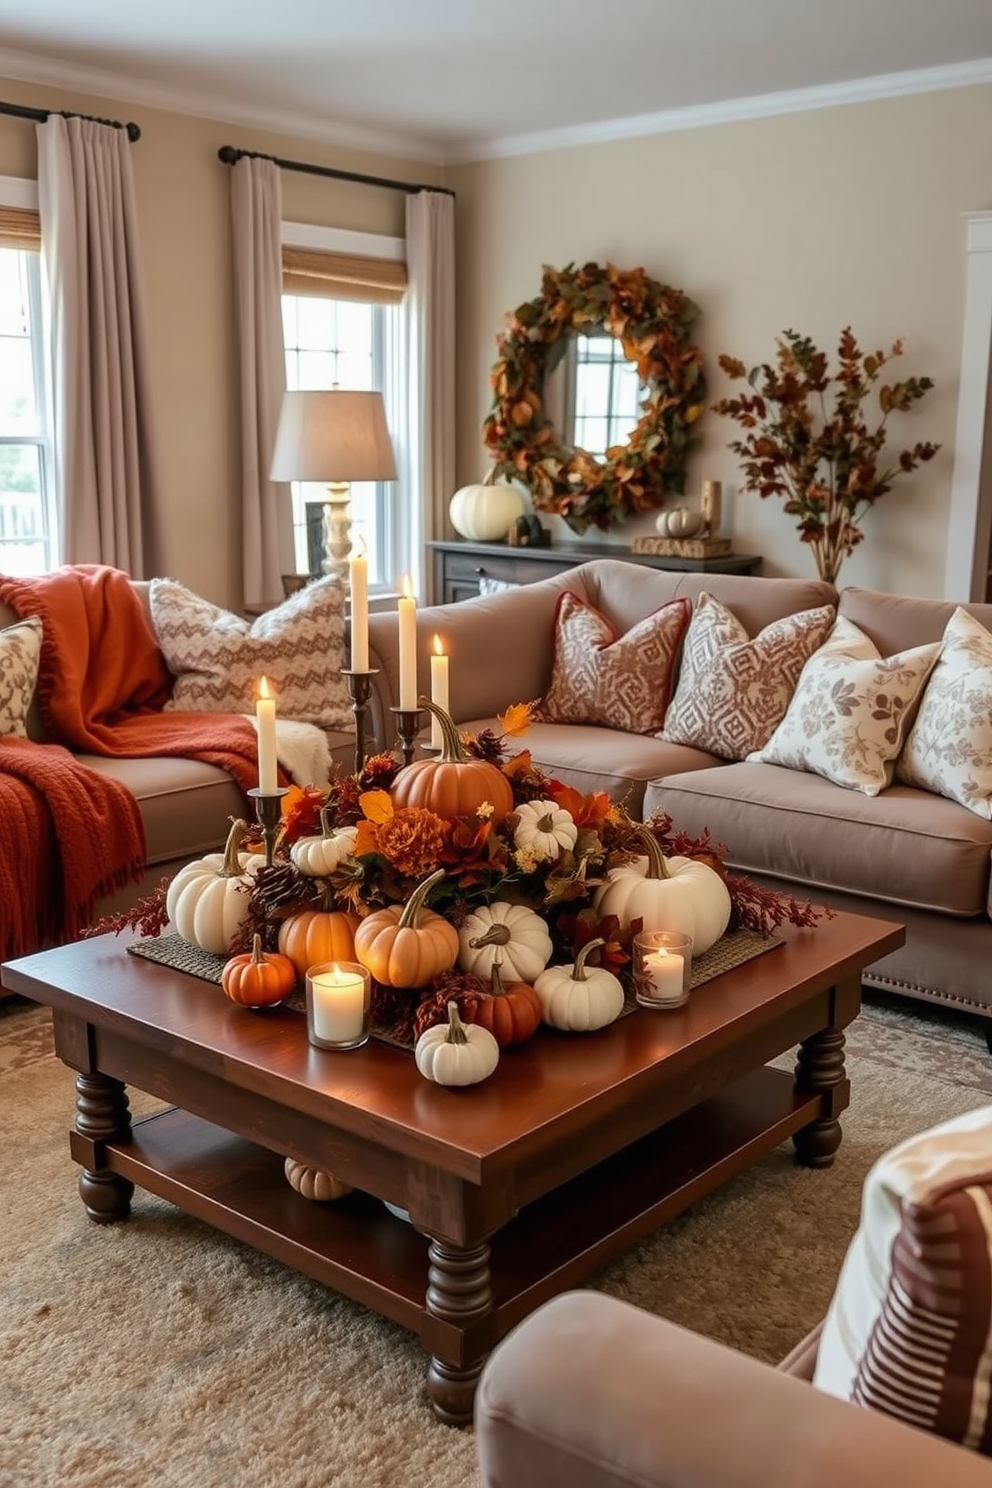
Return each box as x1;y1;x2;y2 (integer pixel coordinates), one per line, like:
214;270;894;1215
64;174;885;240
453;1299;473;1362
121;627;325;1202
475;1292;989;1488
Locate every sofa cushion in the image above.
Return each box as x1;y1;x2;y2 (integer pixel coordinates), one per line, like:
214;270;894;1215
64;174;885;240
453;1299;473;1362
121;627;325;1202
896;607;992;819
77;753;248;865
540;590;690;734
813;1104;992;1455
150;575;351;729
659;593;835;759
463;717;721;816
0;615;42;737
749;617;939;796
646;761;992;916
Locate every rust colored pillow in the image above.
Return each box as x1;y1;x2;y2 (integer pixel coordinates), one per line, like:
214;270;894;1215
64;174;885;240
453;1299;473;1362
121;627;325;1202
540;590;691;734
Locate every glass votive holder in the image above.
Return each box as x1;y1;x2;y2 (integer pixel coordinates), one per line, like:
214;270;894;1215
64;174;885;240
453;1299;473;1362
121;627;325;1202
633;930;693;1010
305;961;372;1050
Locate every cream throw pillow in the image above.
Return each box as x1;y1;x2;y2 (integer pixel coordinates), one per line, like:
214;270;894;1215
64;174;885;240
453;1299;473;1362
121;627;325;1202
748;616;938;796
659;593;835;759
0;615;42;737
150;576;352;730
813;1104;992;1455
896;607;992;818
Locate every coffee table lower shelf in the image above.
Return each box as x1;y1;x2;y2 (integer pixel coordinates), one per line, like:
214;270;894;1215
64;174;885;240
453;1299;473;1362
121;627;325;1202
79;1063;821;1344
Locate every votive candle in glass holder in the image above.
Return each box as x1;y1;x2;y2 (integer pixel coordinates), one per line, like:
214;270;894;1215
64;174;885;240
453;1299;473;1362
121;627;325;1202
305;962;372;1050
633;930;693;1009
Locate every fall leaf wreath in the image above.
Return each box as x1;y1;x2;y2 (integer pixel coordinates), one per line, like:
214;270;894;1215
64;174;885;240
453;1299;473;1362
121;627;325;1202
482;261;707;534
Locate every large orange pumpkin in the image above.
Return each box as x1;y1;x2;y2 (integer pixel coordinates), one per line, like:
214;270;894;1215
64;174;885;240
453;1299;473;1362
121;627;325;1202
353;868;459;988
390;699;514;824
278;909;359;980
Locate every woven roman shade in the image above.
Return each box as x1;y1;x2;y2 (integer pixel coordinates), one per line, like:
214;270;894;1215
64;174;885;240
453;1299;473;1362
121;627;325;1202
281;246;406;304
0;205;41;252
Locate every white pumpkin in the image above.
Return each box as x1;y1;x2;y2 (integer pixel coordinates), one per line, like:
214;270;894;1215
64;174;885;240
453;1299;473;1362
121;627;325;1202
415;1002;500;1086
534;938;625;1032
512;799;578;862
166;818;259;954
290;806;358;878
592;827;731;955
449;477;524;542
458;900;553;982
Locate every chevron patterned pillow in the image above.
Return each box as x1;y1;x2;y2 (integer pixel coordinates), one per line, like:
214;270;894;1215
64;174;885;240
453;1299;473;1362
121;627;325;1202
539;590;691;733
150;575;351;730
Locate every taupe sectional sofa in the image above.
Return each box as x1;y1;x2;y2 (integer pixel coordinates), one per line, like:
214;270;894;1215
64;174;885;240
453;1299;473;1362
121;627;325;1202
367;559;992;1030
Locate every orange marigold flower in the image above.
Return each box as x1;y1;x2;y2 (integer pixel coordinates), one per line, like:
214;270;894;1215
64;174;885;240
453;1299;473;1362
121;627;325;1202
376;807;449;879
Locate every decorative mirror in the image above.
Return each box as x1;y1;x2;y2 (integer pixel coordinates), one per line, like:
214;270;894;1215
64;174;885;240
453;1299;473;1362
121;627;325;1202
482;262;707;534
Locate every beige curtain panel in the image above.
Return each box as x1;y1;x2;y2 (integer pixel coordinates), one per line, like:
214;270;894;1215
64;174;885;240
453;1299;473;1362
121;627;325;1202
37;116;163;577
231;154;293;610
281;247;407;304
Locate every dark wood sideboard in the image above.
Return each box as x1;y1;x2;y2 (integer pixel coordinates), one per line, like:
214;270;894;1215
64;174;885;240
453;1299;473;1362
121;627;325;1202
428;539;762;604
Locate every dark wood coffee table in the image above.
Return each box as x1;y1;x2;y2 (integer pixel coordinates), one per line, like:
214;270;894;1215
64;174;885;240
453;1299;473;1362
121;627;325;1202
2;910;903;1424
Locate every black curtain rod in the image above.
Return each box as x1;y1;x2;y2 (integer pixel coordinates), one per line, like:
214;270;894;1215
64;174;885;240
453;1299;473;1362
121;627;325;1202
217;144;454;199
0;98;140;141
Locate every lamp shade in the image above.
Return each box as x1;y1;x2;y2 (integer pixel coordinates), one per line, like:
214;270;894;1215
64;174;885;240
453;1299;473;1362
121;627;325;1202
269;389;398;483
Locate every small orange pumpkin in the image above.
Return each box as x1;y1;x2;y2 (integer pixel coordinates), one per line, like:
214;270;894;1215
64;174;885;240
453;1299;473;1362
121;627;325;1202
389;698;514;825
353;868;459;988
464;952;542;1047
221;933;297;1007
278;908;360;981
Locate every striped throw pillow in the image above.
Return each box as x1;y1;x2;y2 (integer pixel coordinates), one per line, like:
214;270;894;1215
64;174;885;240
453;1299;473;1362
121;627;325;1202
813;1104;992;1455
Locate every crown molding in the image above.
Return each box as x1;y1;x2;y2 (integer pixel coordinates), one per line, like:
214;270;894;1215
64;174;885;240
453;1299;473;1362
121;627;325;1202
0;45;448;167
450;56;992;164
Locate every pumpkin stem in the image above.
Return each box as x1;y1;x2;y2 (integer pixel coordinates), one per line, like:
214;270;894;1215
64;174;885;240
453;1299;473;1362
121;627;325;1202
536;811;555;833
571;937;606;982
633;824;670;881
398;867;447;929
219;818;248;878
490;953;507;998
469;922;511;950
249;932;265;966
445;1000;469;1043
318;802;336;838
418;697;470;763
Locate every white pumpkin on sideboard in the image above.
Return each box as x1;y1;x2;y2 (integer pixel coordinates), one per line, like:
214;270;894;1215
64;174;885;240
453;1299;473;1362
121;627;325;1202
449;475;524;542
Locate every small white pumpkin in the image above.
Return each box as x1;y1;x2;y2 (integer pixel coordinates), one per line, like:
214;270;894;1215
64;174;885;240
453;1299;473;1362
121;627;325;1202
166;818;258;954
448;474;524;543
655;504;704;538
458;900;553;982
283;1158;352;1203
512;799;578;862
290;805;358;878
592;826;731;955
415;1001;500;1086
534;938;625;1032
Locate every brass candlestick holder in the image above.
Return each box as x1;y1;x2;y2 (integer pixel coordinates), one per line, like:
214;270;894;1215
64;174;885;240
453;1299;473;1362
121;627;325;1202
389;706;423;766
247;786;290;867
342;668;378;775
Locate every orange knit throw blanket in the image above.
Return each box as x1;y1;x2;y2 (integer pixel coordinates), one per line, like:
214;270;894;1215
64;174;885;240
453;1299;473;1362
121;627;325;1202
0;565;267;960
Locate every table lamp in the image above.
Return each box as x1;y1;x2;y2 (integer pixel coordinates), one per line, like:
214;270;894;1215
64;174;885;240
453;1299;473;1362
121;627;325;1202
270;388;398;581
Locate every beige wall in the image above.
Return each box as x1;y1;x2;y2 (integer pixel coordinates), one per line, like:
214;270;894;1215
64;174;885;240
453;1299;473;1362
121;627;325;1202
0;75;444;608
452;83;992;598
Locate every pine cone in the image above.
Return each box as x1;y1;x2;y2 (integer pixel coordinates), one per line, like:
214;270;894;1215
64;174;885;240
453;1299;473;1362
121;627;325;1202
252;861;318;917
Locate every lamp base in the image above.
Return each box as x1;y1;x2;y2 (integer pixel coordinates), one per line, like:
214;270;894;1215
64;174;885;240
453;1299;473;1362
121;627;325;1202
321;483;351;581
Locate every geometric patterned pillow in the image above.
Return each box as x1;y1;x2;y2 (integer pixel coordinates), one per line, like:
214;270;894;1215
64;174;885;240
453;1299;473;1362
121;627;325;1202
748;616;939;796
813;1103;992;1455
0;614;42;737
540;590;691;734
896;607;992;817
150;574;352;729
659;593;835;759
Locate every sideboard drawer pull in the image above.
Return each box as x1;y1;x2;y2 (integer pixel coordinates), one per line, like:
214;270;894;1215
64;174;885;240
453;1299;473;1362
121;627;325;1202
474;565;486;574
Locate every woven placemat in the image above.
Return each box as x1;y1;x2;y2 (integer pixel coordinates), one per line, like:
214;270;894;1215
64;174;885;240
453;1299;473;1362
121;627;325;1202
688;926;783;987
128;935;227;982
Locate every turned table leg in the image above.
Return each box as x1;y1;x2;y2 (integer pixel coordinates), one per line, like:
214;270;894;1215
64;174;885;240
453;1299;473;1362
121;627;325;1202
792;1026;849;1169
425;1238;493;1426
74;1070;135;1223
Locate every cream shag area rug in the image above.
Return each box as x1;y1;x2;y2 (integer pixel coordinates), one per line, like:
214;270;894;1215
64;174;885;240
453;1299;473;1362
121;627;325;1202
1;992;989;1488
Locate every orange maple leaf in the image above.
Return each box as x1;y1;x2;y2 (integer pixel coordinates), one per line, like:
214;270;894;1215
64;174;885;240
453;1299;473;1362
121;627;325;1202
497;700;536;737
502;749;534;779
359;789;394;825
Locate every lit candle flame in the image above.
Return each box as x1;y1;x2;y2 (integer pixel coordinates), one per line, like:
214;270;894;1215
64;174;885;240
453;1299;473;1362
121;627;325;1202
400;573;415;600
432;633;445;657
258;674;273;700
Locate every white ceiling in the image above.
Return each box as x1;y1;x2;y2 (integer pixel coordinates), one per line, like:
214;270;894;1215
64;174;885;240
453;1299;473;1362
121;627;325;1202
1;0;992;164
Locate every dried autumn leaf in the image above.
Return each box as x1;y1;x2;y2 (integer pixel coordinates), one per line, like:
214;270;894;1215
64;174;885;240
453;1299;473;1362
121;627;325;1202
497;700;536;737
359;789;394;825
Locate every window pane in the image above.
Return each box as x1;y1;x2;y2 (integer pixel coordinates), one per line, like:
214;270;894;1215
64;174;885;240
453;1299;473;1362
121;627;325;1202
295;297;337;350
0;339;37;429
0;443;47;574
0;251;29;337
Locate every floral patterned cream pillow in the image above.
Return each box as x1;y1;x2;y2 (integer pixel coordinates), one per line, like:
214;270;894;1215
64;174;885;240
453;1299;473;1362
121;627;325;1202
0;615;42;738
896;607;992;817
748;616;939;796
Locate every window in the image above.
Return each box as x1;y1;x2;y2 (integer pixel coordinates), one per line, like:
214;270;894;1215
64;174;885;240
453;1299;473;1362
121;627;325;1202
568;334;645;457
281;224;408;590
0;193;56;575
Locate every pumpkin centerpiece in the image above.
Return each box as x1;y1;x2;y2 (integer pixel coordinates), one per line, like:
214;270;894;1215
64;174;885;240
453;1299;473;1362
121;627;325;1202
390;699;515;825
458;900;553;982
289;805;358;877
464;952;542;1047
414;1000;500;1085
166;818;259;955
221;933;297;1007
534;938;625;1032
353;867;459;989
278;902;360;981
592;824;731;955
